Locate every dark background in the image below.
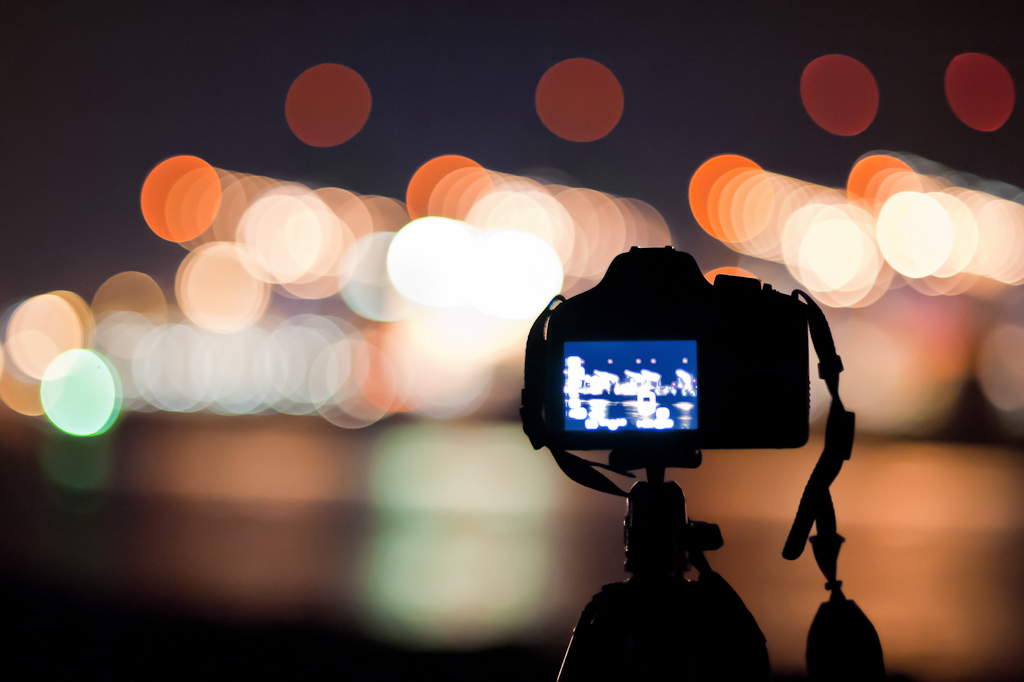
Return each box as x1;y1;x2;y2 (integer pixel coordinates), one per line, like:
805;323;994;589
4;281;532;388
2;2;1024;680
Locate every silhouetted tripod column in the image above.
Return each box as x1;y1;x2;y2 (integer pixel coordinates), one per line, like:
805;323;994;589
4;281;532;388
558;464;769;682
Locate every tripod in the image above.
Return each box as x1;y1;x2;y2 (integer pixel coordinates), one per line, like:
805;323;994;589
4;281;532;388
557;456;770;682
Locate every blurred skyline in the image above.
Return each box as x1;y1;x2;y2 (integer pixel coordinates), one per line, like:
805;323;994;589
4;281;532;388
2;2;1023;300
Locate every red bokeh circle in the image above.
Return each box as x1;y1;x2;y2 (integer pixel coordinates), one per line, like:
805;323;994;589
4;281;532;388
535;58;624;142
286;63;372;147
800;55;879;136
945;53;1015;132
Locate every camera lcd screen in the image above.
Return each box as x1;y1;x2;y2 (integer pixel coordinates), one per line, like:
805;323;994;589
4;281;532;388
563;340;698;432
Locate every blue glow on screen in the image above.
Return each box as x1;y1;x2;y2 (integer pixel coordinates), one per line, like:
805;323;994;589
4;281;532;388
563;340;698;432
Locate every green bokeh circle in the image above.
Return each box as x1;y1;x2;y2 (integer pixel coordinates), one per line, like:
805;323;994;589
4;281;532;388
41;349;122;436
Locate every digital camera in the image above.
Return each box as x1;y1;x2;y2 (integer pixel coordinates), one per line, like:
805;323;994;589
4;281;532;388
523;247;810;453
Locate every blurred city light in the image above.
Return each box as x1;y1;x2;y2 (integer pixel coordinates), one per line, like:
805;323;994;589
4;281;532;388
0;147;1022;438
176;242;271;332
978;324;1024;432
0;344;45;416
406;155;485;220
285;63;372;147
535;58;624;142
387;217;478;308
944;53;1016;132
141;155;222;242
362;423;556;647
40;348;121;436
704;266;759;284
800;54;879;136
6;293;86;380
690;151;1024;310
92;271;168;321
876;192;953;279
469;229;563;319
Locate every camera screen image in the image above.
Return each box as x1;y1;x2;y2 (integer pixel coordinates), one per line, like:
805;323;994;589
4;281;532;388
563;340;698;432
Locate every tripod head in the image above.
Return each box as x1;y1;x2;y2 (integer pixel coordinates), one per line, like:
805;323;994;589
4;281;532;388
557;458;770;682
622;461;720;578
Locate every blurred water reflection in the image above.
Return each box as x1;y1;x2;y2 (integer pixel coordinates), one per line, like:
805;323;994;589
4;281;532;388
0;416;1021;680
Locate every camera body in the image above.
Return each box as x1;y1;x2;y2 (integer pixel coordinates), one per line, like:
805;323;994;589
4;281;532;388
525;247;810;452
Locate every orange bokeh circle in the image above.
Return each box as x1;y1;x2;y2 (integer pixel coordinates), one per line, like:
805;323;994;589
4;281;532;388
285;63;372;147
801;55;879;136
704;266;760;285
428;166;493;221
141;156;222;243
847;154;914;213
536;58;624;142
406;155;484;220
689;154;762;240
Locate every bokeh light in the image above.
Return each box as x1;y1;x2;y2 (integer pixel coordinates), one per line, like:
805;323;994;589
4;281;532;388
6;293;85;380
847;154;916;215
133;324;207;413
92;271;168;321
385;327;493;419
285;63;372;147
469;229;564;320
945;53;1015;132
41;349;121;436
176;242;270;332
692;152;1024;310
800;55;879;136
340;233;412;322
704;266;759;284
876;192;954;279
363;423;554;647
11;148;1024;435
406;155;484;220
363;195;411;232
714;169;776;243
369;423;554;532
535;58;624;142
978;324;1024;416
928;192;979;278
799;209;876;291
141;155;222;242
971;197;1024;284
318;336;400;427
836;313;965;433
781;202;885;308
386;217;478;308
427;165;494;221
268;318;345;415
689;155;763;240
237;185;345;285
51;290;95;349
0;345;44;416
318;187;373;252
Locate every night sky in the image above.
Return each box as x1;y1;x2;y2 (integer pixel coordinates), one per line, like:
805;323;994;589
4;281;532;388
1;1;1022;302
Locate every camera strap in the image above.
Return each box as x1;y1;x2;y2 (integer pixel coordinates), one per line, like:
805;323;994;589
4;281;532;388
783;291;855;588
788;293;886;679
522;296;634;497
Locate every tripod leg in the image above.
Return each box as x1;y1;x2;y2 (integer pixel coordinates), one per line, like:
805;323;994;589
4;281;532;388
689;552;771;681
557;583;630;682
